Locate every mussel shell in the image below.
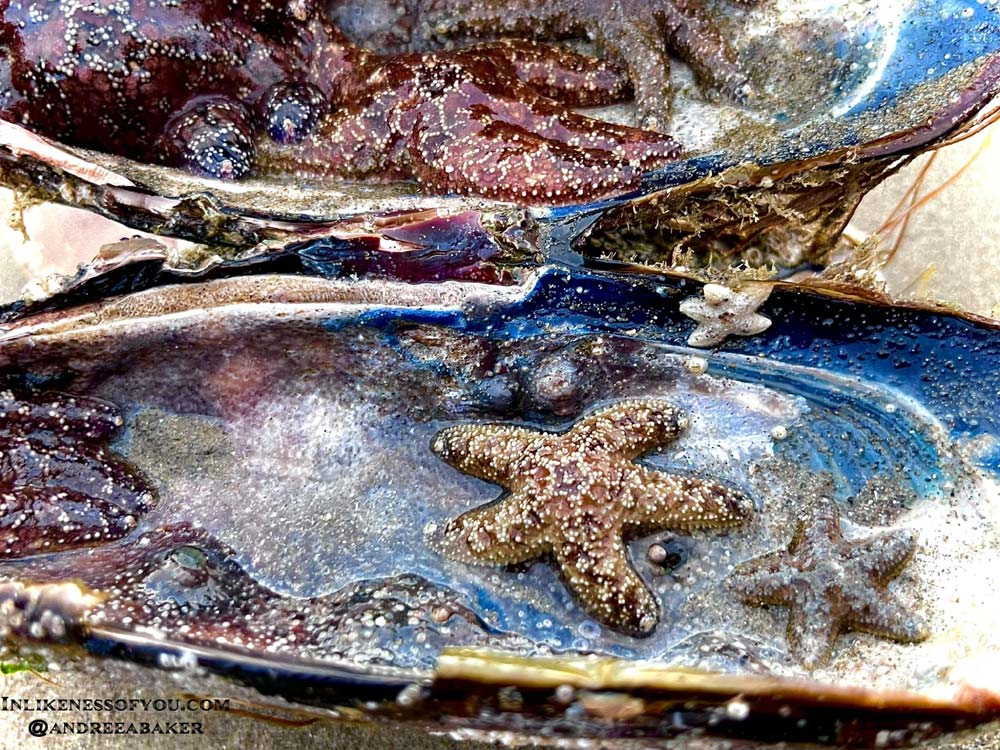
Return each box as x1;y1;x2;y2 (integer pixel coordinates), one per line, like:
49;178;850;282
0;266;998;745
0;1;999;744
0;0;996;271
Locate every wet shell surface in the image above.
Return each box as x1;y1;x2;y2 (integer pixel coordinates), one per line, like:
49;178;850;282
0;264;999;745
0;1;999;747
0;0;997;273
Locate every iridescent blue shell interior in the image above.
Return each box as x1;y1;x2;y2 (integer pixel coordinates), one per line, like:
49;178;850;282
0;0;999;745
1;262;1000;742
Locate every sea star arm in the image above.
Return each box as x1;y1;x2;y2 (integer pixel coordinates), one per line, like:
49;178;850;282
474;39;633;107
592;14;675;130
403;82;678;201
660;0;755;101
0;390;122;441
457;89;680;168
0;486;143;559
7;441;152;517
555;536;660;635
628;467;752;531
406;113;644;202
571;399;688;460
0;391;153;559
789;502;843;555
436;490;549;565
431;424;541;486
845;588;928;643
728;554;798;605
847;529;918;584
419;0;578;41
786;598;840;669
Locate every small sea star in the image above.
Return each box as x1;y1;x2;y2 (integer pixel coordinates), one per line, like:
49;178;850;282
679;283;772;348
419;0;759;130
729;501;928;669
431;399;752;636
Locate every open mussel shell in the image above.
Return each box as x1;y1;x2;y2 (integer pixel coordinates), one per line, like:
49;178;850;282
0;0;998;271
0;263;999;746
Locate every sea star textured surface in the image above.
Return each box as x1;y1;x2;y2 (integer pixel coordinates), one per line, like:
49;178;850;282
0;390;154;559
256;38;681;202
0;0;680;202
729;501;928;668
432;399;752;636
419;0;759;130
679;283;772;348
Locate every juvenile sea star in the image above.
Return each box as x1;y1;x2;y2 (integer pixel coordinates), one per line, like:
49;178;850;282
729;501;928;668
418;0;760;130
431;399;752;636
0;390;153;559
679;283;772;348
0;1;679;202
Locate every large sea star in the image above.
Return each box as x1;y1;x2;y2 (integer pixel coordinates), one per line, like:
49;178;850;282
257;39;680;202
0;390;153;559
0;1;679;203
418;0;759;130
431;399;752;636
729;501;928;668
